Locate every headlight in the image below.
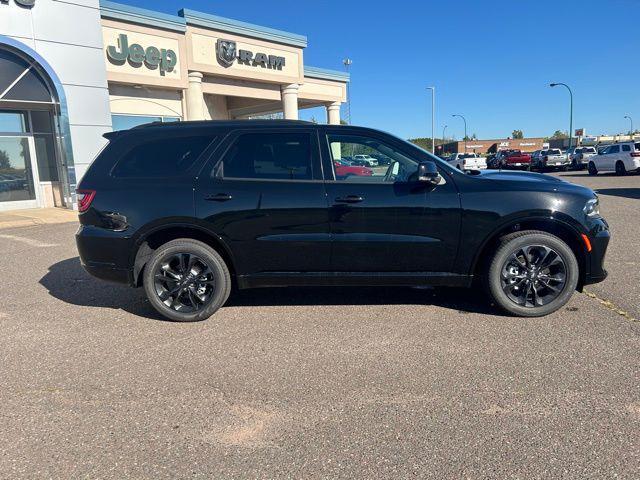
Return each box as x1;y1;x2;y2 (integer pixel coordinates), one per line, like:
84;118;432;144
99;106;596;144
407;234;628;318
583;197;600;217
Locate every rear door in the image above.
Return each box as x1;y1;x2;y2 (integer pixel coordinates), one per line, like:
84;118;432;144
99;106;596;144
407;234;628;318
604;144;620;170
195;127;330;275
319;127;461;273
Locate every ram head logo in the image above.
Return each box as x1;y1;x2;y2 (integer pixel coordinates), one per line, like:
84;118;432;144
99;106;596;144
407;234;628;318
216;39;237;68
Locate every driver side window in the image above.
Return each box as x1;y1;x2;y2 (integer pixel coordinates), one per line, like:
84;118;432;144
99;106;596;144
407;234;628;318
326;134;418;183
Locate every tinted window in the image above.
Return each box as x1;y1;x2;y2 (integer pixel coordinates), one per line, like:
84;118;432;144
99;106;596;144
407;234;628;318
608;145;620;154
222;133;313;180
548;149;561;155
113;136;213;178
622;144;631;152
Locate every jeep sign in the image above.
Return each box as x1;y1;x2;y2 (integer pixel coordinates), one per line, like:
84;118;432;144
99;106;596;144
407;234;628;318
106;34;177;76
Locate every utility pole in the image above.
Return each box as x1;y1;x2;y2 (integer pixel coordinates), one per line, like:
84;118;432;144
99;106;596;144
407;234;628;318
452;114;467;153
426;86;435;154
550;83;573;150
624;115;633;138
343;58;352;124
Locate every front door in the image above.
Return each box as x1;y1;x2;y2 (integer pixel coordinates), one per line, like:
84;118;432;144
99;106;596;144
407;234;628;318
0;134;41;211
320;128;461;273
195;128;330;276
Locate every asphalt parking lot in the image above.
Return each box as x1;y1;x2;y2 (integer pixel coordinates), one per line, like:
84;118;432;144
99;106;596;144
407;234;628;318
1;170;638;478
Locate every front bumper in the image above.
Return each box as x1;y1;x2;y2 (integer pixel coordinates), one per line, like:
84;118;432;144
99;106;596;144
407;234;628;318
583;217;610;285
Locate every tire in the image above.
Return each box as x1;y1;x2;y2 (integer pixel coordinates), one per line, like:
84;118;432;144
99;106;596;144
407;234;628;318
485;230;579;317
587;161;598;175
615;161;627;176
143;239;231;322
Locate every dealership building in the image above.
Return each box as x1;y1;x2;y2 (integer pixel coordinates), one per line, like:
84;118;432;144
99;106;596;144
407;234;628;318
0;0;349;211
437;137;546;156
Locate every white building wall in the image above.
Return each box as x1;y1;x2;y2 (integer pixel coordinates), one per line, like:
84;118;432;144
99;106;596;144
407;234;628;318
0;0;112;183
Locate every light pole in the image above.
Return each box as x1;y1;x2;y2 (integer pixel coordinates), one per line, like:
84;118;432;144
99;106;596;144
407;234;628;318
426;86;435;154
452;114;467;152
343;58;352;124
624;115;633;137
440;124;448;156
550;83;573;150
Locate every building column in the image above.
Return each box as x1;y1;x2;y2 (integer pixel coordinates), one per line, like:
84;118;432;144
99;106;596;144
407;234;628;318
281;83;299;120
326;101;341;125
185;71;205;121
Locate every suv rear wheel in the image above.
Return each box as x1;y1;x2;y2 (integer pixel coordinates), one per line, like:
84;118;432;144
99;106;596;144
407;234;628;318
143;239;231;322
485;230;579;317
615;160;627;176
588;161;598;175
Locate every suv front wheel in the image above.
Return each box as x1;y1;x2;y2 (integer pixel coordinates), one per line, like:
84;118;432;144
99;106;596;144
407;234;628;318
485;230;579;317
143;239;231;322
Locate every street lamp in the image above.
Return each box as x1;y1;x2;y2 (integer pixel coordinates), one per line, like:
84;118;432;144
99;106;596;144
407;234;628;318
442;125;448;143
343;58;352;124
426;87;435;154
550;83;573;150
452;114;467;152
624;115;633;137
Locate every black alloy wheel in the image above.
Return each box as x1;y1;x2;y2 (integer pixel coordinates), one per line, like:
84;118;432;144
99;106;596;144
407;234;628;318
486;230;579;317
500;245;567;308
588;162;598;175
615;161;627;176
153;253;215;313
143;239;231;322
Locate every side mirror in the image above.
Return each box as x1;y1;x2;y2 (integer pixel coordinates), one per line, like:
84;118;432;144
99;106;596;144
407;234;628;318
417;161;441;185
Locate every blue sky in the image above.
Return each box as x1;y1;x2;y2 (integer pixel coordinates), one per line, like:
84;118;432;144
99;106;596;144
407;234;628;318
121;0;639;140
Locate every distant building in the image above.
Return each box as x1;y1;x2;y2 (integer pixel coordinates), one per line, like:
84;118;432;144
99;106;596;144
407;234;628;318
437;137;545;155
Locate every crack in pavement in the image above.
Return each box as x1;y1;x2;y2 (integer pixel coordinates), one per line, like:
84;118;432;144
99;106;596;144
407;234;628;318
583;290;637;322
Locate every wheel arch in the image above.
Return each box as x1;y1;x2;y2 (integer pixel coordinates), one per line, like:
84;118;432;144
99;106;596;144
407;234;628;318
471;217;588;291
131;224;236;287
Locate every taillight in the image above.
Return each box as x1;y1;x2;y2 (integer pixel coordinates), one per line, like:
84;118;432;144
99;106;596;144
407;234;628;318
631;152;640;157
76;189;96;213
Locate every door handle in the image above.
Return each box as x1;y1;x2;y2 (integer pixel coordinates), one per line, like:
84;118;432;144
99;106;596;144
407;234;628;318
335;195;364;204
204;193;233;202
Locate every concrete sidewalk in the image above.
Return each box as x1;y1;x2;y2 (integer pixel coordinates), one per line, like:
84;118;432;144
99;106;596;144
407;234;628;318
0;208;77;230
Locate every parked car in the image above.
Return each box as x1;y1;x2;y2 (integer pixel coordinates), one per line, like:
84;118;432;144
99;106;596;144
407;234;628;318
334;159;373;178
568;146;597;170
588;142;640;175
353;154;378;167
76;120;609;321
495;150;532;170
446;153;487;171
531;148;570;172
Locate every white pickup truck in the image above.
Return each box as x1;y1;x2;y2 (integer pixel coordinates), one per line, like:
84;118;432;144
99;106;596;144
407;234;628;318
446;153;487;171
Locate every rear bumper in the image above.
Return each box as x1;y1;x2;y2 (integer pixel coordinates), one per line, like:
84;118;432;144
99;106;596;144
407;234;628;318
76;224;134;285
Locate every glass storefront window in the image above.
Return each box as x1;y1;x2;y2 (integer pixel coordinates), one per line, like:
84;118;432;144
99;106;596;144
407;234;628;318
0;112;27;133
111;114;181;131
0;137;36;202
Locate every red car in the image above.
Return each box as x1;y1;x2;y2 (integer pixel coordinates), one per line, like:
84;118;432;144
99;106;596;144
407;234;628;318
334;160;373;178
496;149;531;170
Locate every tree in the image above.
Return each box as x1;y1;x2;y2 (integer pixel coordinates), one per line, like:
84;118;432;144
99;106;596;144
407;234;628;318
463;133;477;141
550;130;568;139
512;129;524;139
0;150;10;170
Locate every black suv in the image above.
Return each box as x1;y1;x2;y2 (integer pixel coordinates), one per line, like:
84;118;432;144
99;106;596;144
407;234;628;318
76;120;609;321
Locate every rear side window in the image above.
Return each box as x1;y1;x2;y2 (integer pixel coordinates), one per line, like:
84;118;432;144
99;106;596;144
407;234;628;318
608;145;620;154
221;132;313;180
112;136;214;178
